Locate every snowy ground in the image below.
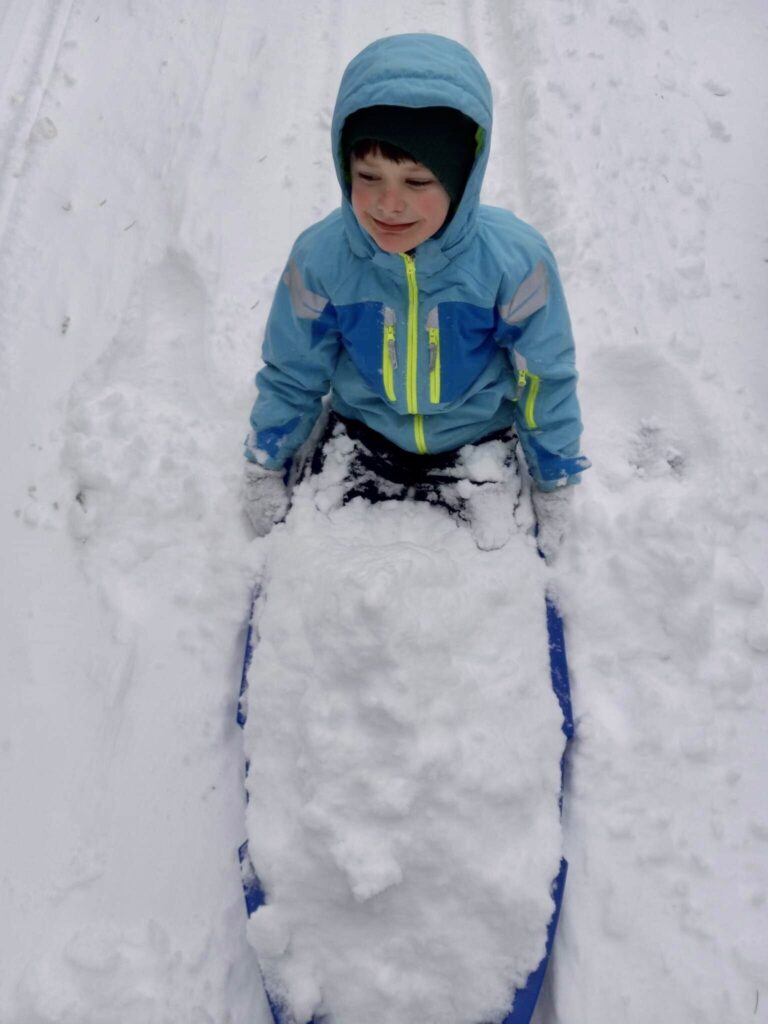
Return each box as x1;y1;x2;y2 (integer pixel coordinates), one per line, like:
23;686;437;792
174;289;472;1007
0;1;766;1022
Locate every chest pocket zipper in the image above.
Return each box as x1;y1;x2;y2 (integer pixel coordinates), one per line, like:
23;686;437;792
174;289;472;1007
516;368;540;428
426;308;441;404
382;307;397;401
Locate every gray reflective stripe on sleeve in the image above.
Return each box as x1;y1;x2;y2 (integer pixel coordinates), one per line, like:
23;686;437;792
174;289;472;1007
497;261;549;325
282;259;328;320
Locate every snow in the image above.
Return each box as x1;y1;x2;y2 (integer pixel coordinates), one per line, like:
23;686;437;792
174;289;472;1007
0;1;766;1023
243;439;563;1024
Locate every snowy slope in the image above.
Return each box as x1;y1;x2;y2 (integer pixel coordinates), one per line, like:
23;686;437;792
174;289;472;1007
0;1;766;1023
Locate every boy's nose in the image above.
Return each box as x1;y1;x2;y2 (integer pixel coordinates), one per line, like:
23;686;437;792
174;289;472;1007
377;187;406;214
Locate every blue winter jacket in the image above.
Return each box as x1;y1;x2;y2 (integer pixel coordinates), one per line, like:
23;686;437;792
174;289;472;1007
246;33;589;490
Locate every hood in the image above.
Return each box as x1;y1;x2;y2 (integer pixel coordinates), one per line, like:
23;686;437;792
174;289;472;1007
331;34;493;274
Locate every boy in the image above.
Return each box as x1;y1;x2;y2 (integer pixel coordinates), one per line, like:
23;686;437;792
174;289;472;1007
244;33;589;557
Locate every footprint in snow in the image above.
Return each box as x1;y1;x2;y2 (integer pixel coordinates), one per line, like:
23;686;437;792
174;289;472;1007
628;419;686;479
707;118;732;142
703;79;731;98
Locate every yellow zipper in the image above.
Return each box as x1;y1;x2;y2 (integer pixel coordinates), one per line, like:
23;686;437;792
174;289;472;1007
382;322;397;401
402;253;419;414
517;368;540;429
414;415;427;453
401;252;428;453
428;325;441;404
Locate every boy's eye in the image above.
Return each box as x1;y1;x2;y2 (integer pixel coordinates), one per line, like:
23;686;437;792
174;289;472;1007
353;169;434;188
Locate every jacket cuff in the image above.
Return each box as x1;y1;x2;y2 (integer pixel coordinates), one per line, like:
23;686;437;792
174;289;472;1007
525;435;591;490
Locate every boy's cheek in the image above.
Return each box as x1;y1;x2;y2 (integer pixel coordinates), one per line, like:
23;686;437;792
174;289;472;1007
350;186;372;225
424;194;450;227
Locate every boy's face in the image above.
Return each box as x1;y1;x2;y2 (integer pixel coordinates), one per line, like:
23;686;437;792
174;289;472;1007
350;150;451;253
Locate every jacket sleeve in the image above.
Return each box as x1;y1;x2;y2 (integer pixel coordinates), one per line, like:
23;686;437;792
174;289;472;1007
496;246;590;490
245;249;341;470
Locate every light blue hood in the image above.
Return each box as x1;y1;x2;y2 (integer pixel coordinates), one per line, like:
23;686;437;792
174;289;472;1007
330;34;494;270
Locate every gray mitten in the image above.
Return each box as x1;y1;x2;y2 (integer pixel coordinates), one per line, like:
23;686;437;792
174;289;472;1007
531;485;573;562
243;461;289;537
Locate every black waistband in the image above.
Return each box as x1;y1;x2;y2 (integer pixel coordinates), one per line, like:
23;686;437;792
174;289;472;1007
325;413;514;487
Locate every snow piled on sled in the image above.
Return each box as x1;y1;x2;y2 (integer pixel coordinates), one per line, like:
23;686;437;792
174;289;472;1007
243;444;564;1024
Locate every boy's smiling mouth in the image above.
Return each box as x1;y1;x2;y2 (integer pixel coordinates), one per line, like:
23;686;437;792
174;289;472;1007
371;217;417;231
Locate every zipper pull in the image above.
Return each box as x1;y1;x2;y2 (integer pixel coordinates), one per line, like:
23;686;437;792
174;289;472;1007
384;325;398;369
428;328;439;372
518;368;528;387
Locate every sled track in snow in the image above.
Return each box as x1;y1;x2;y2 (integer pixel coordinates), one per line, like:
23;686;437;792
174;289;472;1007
0;0;76;248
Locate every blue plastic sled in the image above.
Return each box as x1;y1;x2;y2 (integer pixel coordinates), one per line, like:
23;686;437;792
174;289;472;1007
237;586;574;1024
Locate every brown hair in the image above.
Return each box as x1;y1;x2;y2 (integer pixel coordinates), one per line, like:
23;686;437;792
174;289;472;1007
349;138;417;165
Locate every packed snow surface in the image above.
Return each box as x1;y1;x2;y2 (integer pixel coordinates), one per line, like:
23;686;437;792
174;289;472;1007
0;1;766;1023
243;439;564;1024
